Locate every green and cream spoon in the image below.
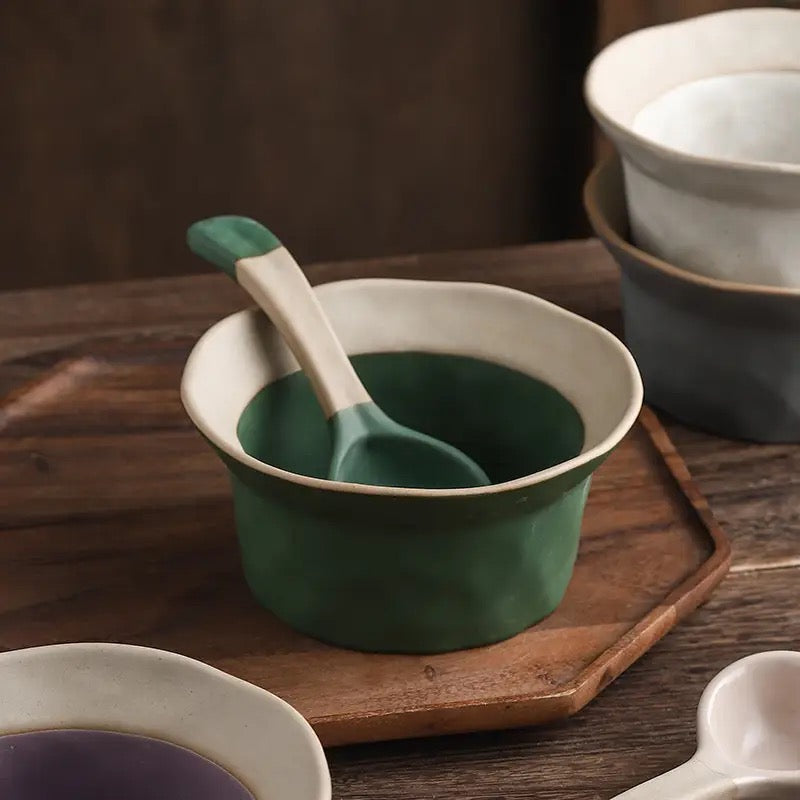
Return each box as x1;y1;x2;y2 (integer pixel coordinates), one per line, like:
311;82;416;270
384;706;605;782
186;216;490;489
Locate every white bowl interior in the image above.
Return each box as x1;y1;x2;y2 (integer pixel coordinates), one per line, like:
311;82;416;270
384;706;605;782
181;278;641;488
587;9;800;156
704;652;800;772
633;71;800;165
0;644;330;800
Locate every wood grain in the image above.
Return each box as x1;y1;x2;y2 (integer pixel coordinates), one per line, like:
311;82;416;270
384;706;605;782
0;0;595;291
0;344;728;745
1;240;796;569
0;240;621;367
1;238;798;798
326;566;800;799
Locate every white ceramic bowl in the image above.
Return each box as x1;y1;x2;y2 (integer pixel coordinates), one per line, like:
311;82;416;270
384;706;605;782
0;643;331;800
585;8;800;288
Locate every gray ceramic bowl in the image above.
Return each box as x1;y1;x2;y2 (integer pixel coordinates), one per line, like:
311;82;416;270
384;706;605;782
584;155;800;443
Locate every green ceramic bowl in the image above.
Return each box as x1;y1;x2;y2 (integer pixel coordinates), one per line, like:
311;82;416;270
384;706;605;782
181;279;642;653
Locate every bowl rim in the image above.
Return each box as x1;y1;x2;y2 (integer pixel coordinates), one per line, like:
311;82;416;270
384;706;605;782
181;278;643;499
584;7;800;178
0;642;331;800
583;155;800;300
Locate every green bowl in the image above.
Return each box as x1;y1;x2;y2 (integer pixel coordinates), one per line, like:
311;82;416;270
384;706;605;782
181;279;642;653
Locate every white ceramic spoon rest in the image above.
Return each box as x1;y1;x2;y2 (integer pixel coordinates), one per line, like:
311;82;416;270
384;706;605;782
614;651;800;799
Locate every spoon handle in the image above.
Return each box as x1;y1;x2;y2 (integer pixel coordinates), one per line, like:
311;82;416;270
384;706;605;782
237;247;371;419
611;759;732;799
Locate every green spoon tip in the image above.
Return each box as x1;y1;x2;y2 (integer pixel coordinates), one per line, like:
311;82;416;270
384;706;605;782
187;216;282;278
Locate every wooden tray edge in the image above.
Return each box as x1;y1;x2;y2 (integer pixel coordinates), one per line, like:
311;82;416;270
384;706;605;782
561;406;732;715
0;361;731;748
317;407;731;746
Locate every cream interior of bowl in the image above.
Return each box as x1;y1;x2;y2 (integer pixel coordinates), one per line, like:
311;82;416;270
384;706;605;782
182;279;641;490
586;8;800;157
633;71;800;165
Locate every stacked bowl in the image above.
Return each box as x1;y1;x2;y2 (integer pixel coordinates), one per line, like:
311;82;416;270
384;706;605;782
584;7;800;442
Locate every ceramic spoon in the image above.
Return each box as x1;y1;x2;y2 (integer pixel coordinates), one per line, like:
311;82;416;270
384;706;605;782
613;650;800;798
187;216;490;490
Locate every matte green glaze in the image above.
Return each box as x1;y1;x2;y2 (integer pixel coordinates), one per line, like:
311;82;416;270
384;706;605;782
186;216;281;277
238;353;584;482
226;352;598;653
328;401;491;489
229;470;592;653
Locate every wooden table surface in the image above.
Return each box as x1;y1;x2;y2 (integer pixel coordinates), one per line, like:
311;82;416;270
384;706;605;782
1;239;798;799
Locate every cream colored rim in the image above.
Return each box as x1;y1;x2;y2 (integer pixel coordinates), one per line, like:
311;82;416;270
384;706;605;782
0;643;331;800
181;278;643;498
584;156;800;300
585;8;800;178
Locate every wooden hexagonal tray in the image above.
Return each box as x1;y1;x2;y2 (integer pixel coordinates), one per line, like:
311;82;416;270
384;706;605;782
0;336;730;746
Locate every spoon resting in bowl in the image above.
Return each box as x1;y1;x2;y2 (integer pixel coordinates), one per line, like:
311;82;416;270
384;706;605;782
187;216;490;490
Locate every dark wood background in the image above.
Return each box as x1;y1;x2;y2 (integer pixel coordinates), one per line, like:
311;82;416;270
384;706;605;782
0;0;791;291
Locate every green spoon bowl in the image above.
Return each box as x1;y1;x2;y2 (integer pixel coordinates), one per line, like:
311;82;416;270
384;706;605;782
181;276;642;653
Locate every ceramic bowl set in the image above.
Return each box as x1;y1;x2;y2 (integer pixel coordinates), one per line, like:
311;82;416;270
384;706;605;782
584;7;800;442
0;282;645;799
582;8;800;795
3;8;798;799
